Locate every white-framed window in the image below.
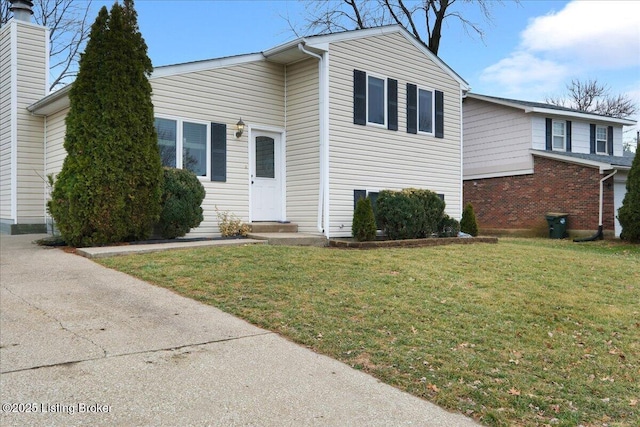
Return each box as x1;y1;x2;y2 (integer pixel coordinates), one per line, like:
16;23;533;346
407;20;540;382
367;74;387;126
418;87;434;134
552;120;566;151
154;116;210;179
596;126;607;154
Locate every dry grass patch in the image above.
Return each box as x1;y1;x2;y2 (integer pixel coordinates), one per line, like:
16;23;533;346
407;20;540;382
99;238;640;426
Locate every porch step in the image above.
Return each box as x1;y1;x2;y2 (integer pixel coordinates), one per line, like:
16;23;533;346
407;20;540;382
249;222;298;233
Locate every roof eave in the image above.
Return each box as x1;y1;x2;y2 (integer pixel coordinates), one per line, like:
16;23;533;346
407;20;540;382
530;149;631;173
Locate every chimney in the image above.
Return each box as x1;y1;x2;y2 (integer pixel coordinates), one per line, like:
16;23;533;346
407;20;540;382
9;0;34;22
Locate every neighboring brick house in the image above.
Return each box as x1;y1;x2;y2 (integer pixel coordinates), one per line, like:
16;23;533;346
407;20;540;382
463;93;636;237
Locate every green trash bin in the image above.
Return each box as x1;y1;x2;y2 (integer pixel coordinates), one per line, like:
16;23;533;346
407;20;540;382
545;213;568;239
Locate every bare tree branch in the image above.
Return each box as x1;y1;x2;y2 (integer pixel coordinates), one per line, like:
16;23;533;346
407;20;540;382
294;0;513;55
1;0;92;90
546;78;638;119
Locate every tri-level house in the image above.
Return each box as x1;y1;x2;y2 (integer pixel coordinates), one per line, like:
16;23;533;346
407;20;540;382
1;1;469;239
462;93;636;237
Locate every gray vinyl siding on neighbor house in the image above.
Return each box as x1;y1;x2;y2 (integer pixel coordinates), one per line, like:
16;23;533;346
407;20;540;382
463;97;533;179
284;58;321;234
150;60;285;237
0;23;13;221
531;116;625;156
327;32;463;237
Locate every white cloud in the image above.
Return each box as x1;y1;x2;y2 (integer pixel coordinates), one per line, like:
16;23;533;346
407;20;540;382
479;52;570;97
479;1;640;100
521;1;640;69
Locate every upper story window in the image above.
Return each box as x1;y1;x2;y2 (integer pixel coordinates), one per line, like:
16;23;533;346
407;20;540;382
353;70;397;131
596;126;607;154
154;117;210;179
418;88;434;134
552;120;566;151
367;75;387;126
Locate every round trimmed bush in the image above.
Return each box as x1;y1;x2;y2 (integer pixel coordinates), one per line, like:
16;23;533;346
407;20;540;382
157;168;206;239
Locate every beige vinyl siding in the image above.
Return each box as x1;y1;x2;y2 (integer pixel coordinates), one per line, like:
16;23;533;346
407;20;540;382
151;60;285;237
44;107;69;216
14;22;47;224
0;24;13;221
327;32;463;236
463;98;533;179
284;58;320;234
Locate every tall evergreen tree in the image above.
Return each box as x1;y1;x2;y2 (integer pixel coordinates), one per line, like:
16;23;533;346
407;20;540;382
48;0;162;247
618;152;640;242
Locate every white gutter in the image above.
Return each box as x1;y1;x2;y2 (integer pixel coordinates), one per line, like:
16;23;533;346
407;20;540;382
298;43;330;237
599;170;617;227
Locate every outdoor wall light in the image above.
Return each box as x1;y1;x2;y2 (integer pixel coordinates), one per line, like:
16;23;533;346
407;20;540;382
235;118;245;138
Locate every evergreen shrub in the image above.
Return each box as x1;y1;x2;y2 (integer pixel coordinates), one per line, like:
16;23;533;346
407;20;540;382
460;202;479;236
352;197;377;241
48;1;162;247
439;215;460;237
157;168;205;239
618;151;640;242
401;188;446;237
375;190;422;240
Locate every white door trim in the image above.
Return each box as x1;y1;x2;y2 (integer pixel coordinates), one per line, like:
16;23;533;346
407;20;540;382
248;125;286;222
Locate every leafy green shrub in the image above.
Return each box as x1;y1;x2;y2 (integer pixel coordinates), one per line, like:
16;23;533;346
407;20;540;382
401;188;446;237
352;197;377;241
618;150;640;242
460;202;479;236
157;168;205;239
438;215;460;237
47;1;162;247
215;207;250;237
375;190;423;240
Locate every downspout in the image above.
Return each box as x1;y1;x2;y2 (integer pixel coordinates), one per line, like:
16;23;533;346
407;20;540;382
298;43;328;237
574;169;617;242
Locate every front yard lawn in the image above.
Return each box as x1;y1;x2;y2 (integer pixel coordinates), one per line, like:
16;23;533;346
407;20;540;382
98;238;639;426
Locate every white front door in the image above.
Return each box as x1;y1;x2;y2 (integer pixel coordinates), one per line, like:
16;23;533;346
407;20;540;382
251;130;283;221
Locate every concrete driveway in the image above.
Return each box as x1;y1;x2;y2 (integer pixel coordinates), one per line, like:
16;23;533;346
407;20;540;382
0;234;478;426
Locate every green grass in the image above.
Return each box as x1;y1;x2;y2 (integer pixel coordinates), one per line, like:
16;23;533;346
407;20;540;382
98;238;640;426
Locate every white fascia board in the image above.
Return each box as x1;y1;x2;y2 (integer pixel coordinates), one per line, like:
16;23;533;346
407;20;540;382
151;53;265;79
464;169;534;181
524;107;636;126
27;84;71;116
467;93;636;126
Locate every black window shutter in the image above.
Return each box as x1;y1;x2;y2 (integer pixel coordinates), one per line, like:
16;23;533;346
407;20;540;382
435;90;444;138
406;83;417;134
566;120;572;152
354;189;367;210
353;70;367;125
589;124;596;154
545;118;553;150
210;123;226;182
387;78;398;131
607;126;614;155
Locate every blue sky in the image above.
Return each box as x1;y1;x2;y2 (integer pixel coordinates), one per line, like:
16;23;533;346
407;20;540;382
90;0;640;143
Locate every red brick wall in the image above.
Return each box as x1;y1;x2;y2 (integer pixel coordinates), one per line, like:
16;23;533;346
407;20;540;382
463;156;615;233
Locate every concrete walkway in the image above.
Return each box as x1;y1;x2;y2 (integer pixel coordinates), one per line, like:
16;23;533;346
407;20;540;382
0;234;479;426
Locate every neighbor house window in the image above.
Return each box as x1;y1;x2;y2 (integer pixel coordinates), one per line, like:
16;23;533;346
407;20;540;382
596;126;607;154
552;120;566;151
418;88;434;134
367;75;386;126
154;117;210;179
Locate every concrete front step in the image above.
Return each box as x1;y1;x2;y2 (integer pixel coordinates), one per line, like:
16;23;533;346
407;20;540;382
249;222;298;233
246;232;327;247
